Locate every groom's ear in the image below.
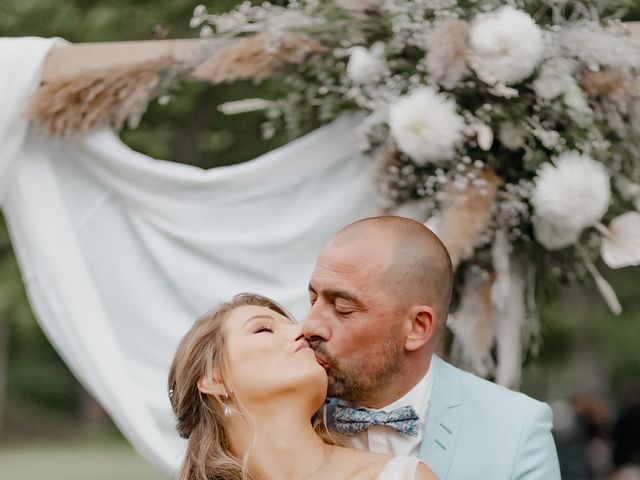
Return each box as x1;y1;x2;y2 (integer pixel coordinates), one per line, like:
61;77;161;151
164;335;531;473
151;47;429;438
197;375;227;397
404;305;437;351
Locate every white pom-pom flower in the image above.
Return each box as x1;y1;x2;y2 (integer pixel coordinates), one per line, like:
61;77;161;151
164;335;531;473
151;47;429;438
469;6;545;85
388;87;465;164
532;151;611;250
532;217;582;250
346;44;386;84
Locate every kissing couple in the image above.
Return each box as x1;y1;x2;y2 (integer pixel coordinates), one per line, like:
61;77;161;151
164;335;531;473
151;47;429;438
168;216;561;480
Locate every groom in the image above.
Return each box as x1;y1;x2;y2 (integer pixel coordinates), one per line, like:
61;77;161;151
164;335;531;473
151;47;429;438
303;216;560;479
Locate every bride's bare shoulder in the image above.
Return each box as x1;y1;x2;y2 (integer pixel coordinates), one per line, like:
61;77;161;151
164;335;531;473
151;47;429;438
415;461;438;480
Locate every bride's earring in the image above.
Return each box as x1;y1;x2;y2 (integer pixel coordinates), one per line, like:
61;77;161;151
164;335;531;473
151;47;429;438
222;392;232;418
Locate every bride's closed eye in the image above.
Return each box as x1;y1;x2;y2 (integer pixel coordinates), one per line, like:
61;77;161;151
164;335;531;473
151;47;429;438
253;326;274;334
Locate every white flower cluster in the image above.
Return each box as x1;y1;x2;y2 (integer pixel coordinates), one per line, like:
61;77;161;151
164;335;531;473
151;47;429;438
531;152;611;250
469;7;545;86
349;6;547;164
197;0;640;316
346;43;387;84
388;87;465;164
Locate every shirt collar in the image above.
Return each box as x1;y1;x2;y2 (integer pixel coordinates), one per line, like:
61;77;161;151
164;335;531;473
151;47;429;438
338;365;433;421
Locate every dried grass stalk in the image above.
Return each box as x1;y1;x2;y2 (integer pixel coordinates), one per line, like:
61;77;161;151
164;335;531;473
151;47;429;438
580;68;637;137
194;33;326;84
373;143;405;214
448;270;496;377
374;143;402;187
474;273;496;363
335;0;382;11
426;19;470;89
26;57;174;138
437;168;500;268
579;69;627;97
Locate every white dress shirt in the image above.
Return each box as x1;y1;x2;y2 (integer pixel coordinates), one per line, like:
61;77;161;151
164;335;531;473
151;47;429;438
342;367;433;457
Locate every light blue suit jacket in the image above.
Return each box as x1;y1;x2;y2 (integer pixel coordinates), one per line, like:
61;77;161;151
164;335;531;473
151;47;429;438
419;356;560;479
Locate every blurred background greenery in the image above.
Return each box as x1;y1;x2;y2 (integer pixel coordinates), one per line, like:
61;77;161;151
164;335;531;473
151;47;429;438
0;1;639;478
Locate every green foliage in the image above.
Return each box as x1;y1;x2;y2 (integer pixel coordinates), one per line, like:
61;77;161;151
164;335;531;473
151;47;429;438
0;216;80;412
624;2;640;21
522;268;640;400
120;79;290;168
1;0;200;41
595;270;640;392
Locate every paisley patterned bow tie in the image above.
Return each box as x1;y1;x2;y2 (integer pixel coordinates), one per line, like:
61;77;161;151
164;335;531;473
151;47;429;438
330;404;420;437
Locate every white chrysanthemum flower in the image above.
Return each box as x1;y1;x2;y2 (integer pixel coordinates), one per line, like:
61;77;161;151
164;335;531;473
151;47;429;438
469;6;545;85
346;44;386;84
531;151;611;249
388;87;465;164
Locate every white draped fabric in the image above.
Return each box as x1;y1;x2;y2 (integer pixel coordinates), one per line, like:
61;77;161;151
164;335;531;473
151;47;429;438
0;37;378;473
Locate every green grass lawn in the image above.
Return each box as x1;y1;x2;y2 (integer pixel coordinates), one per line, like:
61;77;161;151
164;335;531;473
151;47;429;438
0;436;169;480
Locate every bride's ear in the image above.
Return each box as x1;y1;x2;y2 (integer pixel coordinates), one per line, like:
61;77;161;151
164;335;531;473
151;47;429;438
197;375;227;397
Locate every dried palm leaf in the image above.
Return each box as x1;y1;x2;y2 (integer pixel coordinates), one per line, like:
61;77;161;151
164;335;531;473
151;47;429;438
436;168;501;268
448;270;496;377
194;33;326;84
425;19;470;89
494;264;525;389
26;57;175;138
579;69;627;97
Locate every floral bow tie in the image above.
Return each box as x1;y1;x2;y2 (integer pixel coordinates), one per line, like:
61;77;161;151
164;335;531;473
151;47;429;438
330;404;420;437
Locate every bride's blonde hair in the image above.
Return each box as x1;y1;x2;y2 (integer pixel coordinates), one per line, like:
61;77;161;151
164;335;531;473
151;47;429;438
168;293;334;480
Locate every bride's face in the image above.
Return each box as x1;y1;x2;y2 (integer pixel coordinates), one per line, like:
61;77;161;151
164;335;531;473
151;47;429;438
222;305;327;406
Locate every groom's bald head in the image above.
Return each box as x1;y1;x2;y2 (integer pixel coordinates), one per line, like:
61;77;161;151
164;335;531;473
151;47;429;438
331;216;453;326
304;216;453;405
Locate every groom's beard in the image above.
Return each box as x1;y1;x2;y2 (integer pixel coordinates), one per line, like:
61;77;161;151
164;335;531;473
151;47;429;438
313;337;404;404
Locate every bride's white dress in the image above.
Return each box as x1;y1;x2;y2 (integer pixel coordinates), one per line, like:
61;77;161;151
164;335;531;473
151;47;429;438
377;456;422;480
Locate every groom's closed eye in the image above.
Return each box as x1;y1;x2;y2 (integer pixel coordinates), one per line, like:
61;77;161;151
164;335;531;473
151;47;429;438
309;286;364;308
334;300;356;315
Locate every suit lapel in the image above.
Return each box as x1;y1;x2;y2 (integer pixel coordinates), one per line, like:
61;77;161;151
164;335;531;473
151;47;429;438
419;355;464;480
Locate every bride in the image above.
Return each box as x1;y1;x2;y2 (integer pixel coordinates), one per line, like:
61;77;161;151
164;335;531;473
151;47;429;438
168;293;437;480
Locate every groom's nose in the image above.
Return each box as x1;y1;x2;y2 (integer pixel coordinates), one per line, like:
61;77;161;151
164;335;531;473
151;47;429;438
302;302;331;342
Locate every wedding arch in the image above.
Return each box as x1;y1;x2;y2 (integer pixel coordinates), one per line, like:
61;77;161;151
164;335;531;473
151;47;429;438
2;9;640;473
